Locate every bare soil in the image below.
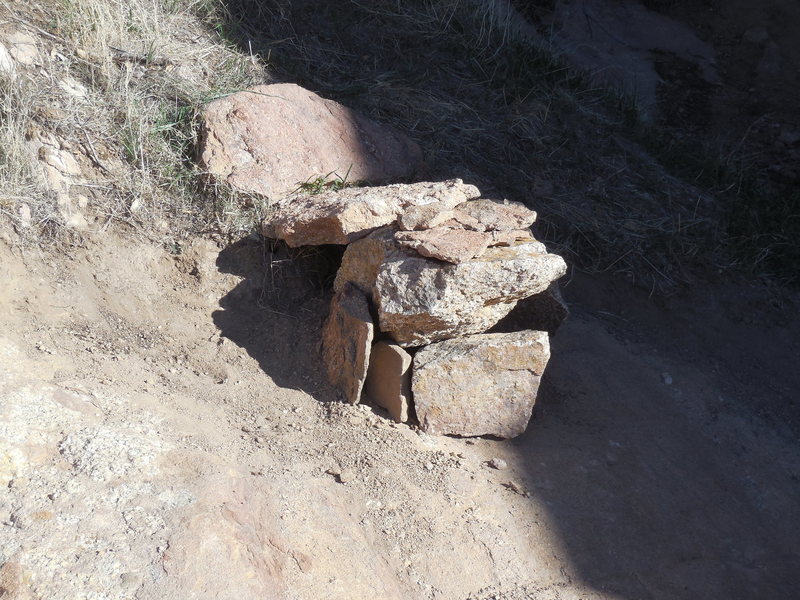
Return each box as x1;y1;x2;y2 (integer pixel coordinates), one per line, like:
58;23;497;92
2;231;798;599
2;1;799;598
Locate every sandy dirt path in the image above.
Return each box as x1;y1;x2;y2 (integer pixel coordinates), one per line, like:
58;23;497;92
1;233;798;599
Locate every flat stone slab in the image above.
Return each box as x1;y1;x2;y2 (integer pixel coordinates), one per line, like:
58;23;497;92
397;202;457;231
363;342;412;423
335;227;567;347
321;284;374;404
394;227;493;263
453;199;537;231
263;179;480;246
200;83;422;199
412;331;551;438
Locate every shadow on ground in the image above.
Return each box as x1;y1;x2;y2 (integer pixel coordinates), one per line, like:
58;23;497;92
212;236;344;400
206;4;800;597
509;279;800;599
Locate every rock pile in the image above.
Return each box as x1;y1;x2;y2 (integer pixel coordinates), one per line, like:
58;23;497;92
200;84;567;438
264;179;567;438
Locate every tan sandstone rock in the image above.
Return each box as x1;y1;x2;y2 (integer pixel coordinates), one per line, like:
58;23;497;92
394;227;493;263
200;83;422;199
440;208;485;231
364;342;412;423
263;179;480;246
412;331;551;438
397;202;457;231
321;284;374;404
454;198;537;231
335;228;567;346
490;229;536;246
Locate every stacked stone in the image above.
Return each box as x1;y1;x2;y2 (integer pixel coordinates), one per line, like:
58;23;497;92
263;179;568;439
199;84;567;438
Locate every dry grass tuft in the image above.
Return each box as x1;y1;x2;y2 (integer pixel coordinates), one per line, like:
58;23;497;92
1;0;791;288
0;0;268;247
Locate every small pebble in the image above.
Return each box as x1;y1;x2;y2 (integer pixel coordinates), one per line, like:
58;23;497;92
338;470;355;484
424;462;434;471
488;457;508;471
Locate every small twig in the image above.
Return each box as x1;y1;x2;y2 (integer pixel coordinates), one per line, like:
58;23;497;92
8;13;62;43
81;129;109;173
108;46;168;69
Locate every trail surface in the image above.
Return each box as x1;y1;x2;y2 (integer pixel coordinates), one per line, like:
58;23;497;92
1;234;798;599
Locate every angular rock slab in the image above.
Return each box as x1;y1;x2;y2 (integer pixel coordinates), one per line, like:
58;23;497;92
263;179;480;247
321;284;374;404
200;83;422;199
364;342;412;423
394;227;493;263
397;202;457;231
454;199;537;231
412;331;551;438
335;228;567;347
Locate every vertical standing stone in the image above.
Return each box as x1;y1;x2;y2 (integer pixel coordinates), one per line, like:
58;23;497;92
364;342;412;423
321;284;374;404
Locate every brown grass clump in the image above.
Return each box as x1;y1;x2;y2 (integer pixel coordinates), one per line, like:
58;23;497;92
0;0;268;247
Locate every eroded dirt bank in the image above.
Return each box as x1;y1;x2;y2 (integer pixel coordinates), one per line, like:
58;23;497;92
1;233;798;599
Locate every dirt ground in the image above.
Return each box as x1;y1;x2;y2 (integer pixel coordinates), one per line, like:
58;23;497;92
1;231;798;599
2;0;800;598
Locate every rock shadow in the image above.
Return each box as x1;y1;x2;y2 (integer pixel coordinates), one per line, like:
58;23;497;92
509;281;800;599
212;236;345;399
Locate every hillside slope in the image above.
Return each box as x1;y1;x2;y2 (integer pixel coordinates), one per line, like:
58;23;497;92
1;1;799;599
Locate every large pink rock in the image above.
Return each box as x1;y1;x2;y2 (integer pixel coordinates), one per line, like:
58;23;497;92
199;83;422;199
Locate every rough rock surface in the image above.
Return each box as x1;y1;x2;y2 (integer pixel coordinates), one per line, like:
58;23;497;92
490;229;536;246
489;283;569;336
439;208;484;231
364;342;412;423
453;199;537;231
412;331;551;438
335;228;567;346
199;83;422;199
394;227;493;263
321;284;374;404
397;202;457;231
263;179;480;246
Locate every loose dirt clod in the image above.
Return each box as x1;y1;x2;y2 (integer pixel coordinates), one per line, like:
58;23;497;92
488;458;509;471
